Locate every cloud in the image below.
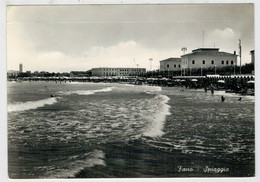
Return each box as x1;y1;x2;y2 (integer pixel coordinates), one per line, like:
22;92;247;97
211;28;239;39
205;28;241;54
7;36;182;72
7;23;36;71
7;4;254;72
84;40;182;70
37;51;64;60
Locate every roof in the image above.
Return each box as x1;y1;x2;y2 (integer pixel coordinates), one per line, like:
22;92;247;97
181;48;237;57
192;48;219;52
159;57;181;62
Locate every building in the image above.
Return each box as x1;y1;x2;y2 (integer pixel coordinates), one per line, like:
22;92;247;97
19;63;23;73
250;50;255;64
92;67;146;77
181;48;237;72
160;58;181;71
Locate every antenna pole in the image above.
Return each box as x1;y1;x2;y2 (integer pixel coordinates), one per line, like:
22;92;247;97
203;30;204;48
239;39;242;74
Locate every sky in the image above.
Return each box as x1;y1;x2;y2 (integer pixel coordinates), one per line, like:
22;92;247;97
6;4;254;72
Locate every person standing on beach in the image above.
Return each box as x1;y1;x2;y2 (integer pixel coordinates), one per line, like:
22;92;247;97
211;87;214;94
221;96;225;102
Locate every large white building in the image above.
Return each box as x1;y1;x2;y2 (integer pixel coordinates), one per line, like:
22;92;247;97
181;48;237;70
92;67;146;77
160;48;238;73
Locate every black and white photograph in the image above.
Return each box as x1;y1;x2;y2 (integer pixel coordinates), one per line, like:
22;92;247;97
2;0;258;180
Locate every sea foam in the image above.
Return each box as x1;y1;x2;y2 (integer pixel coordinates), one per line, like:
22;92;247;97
8;97;58;112
143;86;162;94
61;87;114;95
143;94;171;138
45;149;106;178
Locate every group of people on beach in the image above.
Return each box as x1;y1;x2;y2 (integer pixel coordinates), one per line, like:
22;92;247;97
203;84;243;102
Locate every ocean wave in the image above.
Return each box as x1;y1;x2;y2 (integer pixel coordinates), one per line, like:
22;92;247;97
45;149;106;178
145;85;162;92
61;87;114;95
66;82;93;84
123;83;135;87
143;86;162;95
8;97;58;112
142;94;171;138
150;86;162;92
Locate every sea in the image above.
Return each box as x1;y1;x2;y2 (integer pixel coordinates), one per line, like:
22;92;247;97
7;81;255;178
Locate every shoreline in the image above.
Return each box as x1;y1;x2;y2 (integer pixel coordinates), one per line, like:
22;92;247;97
7;75;255;96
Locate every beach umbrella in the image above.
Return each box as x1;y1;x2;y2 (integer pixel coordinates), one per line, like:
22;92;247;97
191;79;198;82
217;80;225;83
247;80;254;84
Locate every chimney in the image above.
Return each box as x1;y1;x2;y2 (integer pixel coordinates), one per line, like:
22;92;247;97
234;51;236;55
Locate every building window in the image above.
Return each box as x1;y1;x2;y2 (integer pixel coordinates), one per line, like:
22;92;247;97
222;60;224;64
211;60;214;64
179;65;181;68
231;60;234;65
174;64;176;68
192;60;195;64
226;60;229;65
202;60;205;64
167;64;169;68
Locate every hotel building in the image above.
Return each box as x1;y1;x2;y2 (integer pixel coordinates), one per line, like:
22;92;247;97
181;48;237;70
160;48;237;73
92;67;146;77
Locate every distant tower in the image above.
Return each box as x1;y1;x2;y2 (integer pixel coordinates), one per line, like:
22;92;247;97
19;63;23;72
149;58;153;71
